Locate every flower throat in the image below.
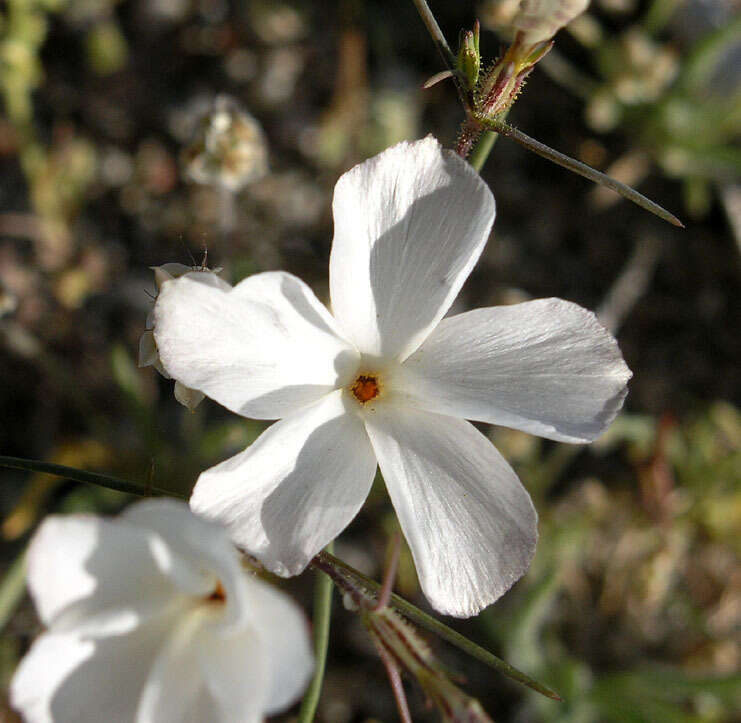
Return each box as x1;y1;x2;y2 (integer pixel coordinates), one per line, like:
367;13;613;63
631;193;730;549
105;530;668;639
351;374;380;403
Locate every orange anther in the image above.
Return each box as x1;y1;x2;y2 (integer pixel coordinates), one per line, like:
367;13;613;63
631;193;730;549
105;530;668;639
352;375;380;403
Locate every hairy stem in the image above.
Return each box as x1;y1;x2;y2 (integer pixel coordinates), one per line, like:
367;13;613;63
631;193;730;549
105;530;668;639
468;131;497;172
316;551;562;701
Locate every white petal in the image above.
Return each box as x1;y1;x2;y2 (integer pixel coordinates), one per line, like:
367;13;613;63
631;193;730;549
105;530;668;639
190;389;377;576
247;577;314;714
330;136;495;361
195;617;268;723
397;298;632;443
11;611;178;723
10;633;95;723
122;500;242;609
25;515;191;634
136;609;217;723
136;607;267;723
155;271;359;419
365;406;537;617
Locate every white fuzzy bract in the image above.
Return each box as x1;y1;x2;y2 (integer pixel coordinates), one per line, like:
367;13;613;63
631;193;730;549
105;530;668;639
153;137;631;617
10;499;313;723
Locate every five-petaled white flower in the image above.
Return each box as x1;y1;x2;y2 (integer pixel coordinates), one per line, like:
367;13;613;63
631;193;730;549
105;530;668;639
153;137;631;617
11;499;313;723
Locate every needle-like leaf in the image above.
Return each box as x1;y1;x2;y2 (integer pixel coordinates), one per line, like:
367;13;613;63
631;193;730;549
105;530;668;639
482;118;685;227
0;455;183;499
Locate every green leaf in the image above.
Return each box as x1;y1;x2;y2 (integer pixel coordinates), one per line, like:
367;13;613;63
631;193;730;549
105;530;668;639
0;456;184;500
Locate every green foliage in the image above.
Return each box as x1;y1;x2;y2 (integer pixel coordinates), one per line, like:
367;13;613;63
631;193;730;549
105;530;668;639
571;8;740;216
482;403;741;723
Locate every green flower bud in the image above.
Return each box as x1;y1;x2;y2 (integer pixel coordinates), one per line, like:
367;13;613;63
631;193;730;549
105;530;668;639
457;21;481;91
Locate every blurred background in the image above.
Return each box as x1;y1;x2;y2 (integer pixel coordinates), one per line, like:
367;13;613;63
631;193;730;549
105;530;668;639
0;0;739;720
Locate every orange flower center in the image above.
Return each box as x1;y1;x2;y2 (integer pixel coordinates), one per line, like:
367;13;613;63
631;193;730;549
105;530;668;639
351;374;380;403
207;581;226;603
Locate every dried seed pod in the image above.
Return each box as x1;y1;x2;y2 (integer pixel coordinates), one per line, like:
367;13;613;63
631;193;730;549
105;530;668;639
182;96;268;191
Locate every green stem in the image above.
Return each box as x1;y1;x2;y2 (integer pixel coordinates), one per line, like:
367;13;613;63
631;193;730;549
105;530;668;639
410;0;468;108
317;551;562;701
0;549;27;633
0;456;183;500
298;543;335;723
468;131;497;173
409;0;456;68
468;105;512;173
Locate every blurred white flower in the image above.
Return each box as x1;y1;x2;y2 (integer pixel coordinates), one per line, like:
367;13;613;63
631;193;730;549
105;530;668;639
139;262;227;410
10;499;313;723
183;96;268;192
154;137;631;617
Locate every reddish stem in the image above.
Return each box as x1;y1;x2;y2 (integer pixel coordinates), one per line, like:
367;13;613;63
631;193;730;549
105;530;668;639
375;532;402;611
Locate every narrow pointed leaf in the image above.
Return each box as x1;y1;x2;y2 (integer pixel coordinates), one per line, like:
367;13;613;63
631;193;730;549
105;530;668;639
423;70;455;89
0;456;183;499
482;118;684;227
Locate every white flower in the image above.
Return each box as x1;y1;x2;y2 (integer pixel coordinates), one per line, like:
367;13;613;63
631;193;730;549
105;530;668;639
153;137;631;617
139;263;227;411
10;499;313;723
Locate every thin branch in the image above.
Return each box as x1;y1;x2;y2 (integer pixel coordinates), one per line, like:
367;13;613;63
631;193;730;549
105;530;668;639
375;532;401;611
410;0;468;107
597;234;662;334
377;644;413;723
410;0;456;68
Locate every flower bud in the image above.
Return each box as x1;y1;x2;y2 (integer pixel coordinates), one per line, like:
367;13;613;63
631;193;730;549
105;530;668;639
512;0;591;45
457;21;481;91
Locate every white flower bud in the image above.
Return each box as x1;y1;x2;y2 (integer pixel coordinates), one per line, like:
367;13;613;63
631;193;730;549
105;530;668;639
512;0;591;44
